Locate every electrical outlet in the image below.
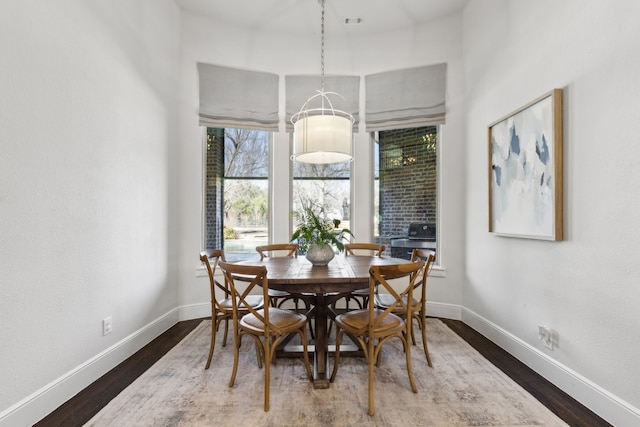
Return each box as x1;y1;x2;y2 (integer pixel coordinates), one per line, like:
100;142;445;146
537;325;553;350
544;336;554;350
103;316;113;336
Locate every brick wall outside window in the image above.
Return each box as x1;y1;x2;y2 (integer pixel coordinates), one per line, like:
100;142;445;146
376;126;437;251
205;128;224;250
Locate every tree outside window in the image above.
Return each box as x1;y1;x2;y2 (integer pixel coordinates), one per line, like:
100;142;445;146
292;161;350;251
205;128;269;260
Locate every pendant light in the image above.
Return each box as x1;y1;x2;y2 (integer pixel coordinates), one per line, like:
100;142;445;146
290;0;354;164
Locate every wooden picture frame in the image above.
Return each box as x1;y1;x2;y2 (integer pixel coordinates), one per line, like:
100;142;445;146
488;89;563;240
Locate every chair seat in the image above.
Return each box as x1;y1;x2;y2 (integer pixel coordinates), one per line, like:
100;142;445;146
335;309;404;333
268;289;291;298
352;288;369;296
241;308;308;332
374;294;418;311
269;289;314;297
220;295;264;311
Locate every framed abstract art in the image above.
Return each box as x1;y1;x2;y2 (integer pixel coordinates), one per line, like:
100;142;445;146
488;89;563;240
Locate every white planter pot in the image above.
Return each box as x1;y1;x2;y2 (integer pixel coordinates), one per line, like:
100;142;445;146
305;243;335;266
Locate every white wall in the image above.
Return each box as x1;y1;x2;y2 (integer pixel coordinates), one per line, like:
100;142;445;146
176;9;467;322
0;1;181;425
462;0;640;424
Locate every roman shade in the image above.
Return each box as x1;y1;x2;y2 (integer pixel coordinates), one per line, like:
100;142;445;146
198;63;279;131
285;75;360;132
365;63;447;131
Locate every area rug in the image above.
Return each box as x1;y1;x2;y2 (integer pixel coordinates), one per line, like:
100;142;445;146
85;318;567;426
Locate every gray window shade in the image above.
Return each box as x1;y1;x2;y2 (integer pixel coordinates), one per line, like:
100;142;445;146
365;63;446;131
198;63;279;131
285;75;360;132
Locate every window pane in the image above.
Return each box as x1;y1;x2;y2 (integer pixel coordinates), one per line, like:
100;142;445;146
375;126;437;259
224;128;269;178
205;128;269;261
292;161;351;246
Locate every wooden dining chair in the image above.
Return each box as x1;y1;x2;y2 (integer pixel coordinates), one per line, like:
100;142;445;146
339;243;386;310
330;258;425;416
199;250;264;369
256;243;308;311
219;260;313;412
374;249;435;366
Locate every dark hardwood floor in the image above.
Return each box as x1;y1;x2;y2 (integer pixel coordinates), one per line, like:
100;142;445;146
34;319;203;427
439;319;611;427
36;317;611;427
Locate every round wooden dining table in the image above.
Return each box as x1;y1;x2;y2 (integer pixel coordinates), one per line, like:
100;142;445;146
238;254;410;389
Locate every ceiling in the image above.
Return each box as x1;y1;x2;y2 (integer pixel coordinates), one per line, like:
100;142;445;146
174;0;468;37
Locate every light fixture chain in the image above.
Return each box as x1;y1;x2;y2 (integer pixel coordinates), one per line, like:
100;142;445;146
320;0;325;92
290;0;353;164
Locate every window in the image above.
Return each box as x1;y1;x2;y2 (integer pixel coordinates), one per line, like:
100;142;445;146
292;161;351;248
205;128;270;260
374;126;438;258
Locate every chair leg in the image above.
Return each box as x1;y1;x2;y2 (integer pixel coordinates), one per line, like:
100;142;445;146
409;317;417;346
222;317;229;347
255;340;263;368
205;316;218;369
330;328;343;382
362;296;369;308
276;296;292;309
299;328;313;381
368;337;375;416
344;294;365;310
403;335;418;393
308;318;315;340
228;334;241;387
375;339;383;366
264;337;271;412
418;316;433;367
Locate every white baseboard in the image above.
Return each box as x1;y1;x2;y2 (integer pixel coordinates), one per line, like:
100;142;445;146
178;302;210;321
426;301;462;320
0;309;179;427
461;307;640;427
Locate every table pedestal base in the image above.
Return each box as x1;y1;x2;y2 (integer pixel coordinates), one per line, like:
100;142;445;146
276;293;362;389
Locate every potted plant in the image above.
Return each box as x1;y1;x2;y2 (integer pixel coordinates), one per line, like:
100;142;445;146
291;207;353;266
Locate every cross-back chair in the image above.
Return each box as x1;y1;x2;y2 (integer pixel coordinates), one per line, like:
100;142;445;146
374;249;435;366
330;259;425;416
339;243;386;310
219;260;313;412
199;250;264;369
256;243;308;311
